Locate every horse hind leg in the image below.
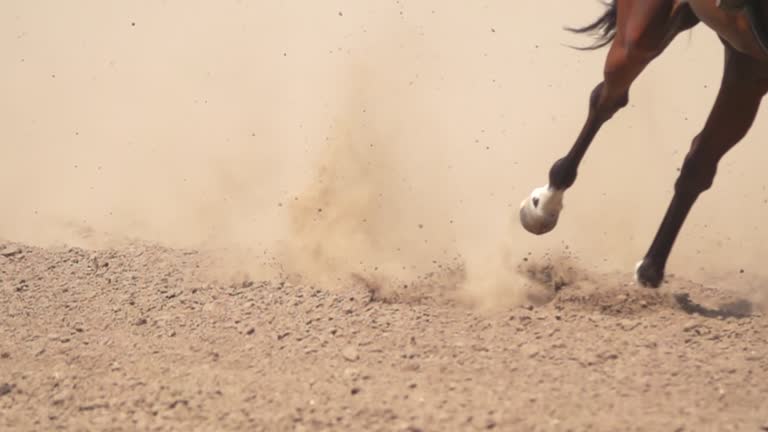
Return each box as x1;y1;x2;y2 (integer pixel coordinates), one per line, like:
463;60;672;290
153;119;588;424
635;42;768;288
520;0;695;235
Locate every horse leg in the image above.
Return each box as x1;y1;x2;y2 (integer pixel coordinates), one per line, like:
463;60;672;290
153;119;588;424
520;0;696;234
635;43;768;288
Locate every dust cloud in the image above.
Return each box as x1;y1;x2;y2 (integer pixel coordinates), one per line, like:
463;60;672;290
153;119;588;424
3;1;768;308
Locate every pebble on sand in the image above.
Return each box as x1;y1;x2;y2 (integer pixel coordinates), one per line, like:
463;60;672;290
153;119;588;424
342;346;359;361
0;246;21;257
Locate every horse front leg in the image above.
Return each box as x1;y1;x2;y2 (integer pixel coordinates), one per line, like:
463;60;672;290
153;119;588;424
635;42;768;288
520;0;694;234
518;78;626;234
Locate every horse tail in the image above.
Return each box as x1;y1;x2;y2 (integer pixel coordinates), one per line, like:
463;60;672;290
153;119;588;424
565;1;618;50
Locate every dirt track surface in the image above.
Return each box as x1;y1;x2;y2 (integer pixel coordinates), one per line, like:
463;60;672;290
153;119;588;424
1;241;767;432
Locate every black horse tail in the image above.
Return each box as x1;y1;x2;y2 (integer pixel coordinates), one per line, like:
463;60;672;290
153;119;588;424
565;1;618;50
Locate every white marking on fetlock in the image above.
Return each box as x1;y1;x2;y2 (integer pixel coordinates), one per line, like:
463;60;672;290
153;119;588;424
634;260;644;285
526;185;564;214
519;184;564;235
634;259;663;288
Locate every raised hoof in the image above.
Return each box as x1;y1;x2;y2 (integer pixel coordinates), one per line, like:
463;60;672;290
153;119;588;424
634;259;664;288
519;203;558;235
519;186;563;235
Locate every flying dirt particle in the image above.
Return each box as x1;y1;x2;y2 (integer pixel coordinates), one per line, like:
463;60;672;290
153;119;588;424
0;383;13;397
350;387;361;395
134;317;148;326
490;28;496;33
740;269;745;274
338;11;343;16
418;224;423;229
131;22;136;27
342;346;359;361
0;352;9;359
51;74;56;78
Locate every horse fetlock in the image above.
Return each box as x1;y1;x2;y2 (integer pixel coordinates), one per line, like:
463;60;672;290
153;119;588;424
548;158;578;190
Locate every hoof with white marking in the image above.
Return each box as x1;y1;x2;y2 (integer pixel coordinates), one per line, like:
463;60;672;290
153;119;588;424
634;259;664;288
519;185;564;235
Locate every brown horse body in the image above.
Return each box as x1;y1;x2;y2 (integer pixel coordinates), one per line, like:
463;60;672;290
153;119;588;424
519;0;768;287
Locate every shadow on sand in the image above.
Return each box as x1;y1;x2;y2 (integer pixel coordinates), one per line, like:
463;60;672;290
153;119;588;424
674;292;754;319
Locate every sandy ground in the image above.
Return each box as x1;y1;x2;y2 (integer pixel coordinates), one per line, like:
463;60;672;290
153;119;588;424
3;1;768;431
1;241;766;431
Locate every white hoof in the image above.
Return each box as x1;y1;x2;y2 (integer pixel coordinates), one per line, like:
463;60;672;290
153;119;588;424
519;185;564;235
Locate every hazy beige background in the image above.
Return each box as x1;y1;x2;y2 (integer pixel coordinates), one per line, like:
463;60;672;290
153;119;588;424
2;1;767;298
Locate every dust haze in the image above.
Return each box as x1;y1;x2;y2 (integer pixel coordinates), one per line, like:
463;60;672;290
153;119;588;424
3;1;768;307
